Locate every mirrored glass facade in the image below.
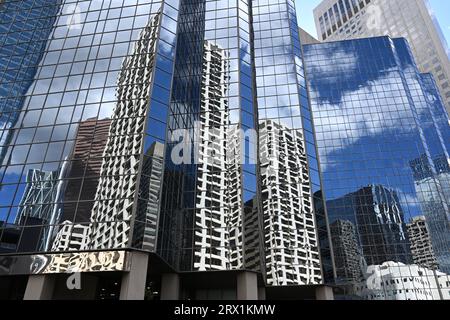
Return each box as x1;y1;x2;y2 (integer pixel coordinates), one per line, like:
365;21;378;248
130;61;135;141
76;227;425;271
0;0;326;294
2;0;448;301
253;0;323;286
313;0;450;118
304;36;450;300
0;0;180;255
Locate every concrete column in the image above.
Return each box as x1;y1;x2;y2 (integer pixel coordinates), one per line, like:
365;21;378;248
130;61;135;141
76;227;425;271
237;272;258;300
120;251;149;300
315;285;334;301
258;287;266;300
160;273;180;300
24;275;55;300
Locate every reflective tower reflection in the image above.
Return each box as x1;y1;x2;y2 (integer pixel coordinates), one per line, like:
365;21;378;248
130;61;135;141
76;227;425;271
329;219;365;284
259;119;322;286
304;36;450;299
193;40;247;271
410;154;450;273
407;216;439;270
51;118;111;251
88;12;162;250
16;166;67;251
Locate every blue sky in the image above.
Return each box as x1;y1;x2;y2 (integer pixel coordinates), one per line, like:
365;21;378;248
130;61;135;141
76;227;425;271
295;0;450;46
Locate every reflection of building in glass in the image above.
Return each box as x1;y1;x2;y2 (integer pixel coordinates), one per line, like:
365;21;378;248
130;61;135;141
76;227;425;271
51;222;90;252
50;118;111;251
431;155;450;216
410;154;450;273
259;119;322;286
305;36;450;298
243;197;262;272
0;0;60;166
133;142;164;251
410;154;435;181
88;12;161;250
154;0;208;273
252;0;325;287
407;216;439;270
353;185;412;266
0;0;448;301
434;155;450;175
16;167;67;251
61;118;111;222
313;0;450;115
329;220;364;283
326;185;412;268
16;170;60;225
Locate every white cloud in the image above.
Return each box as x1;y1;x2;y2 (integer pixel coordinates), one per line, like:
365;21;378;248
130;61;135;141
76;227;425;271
313;68;419;171
305;48;359;82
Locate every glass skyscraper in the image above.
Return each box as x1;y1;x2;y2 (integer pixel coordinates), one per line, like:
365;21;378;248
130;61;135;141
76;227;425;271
0;0;331;300
0;0;449;301
304;36;450;300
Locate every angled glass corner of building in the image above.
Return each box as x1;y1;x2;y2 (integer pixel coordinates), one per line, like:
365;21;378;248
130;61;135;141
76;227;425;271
155;0;263;274
0;0;181;261
253;0;325;287
304;36;450;300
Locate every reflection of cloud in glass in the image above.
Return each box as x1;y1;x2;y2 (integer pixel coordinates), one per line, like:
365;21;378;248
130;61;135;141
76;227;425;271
3;0;158;174
312;70;417;169
305;48;359;92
